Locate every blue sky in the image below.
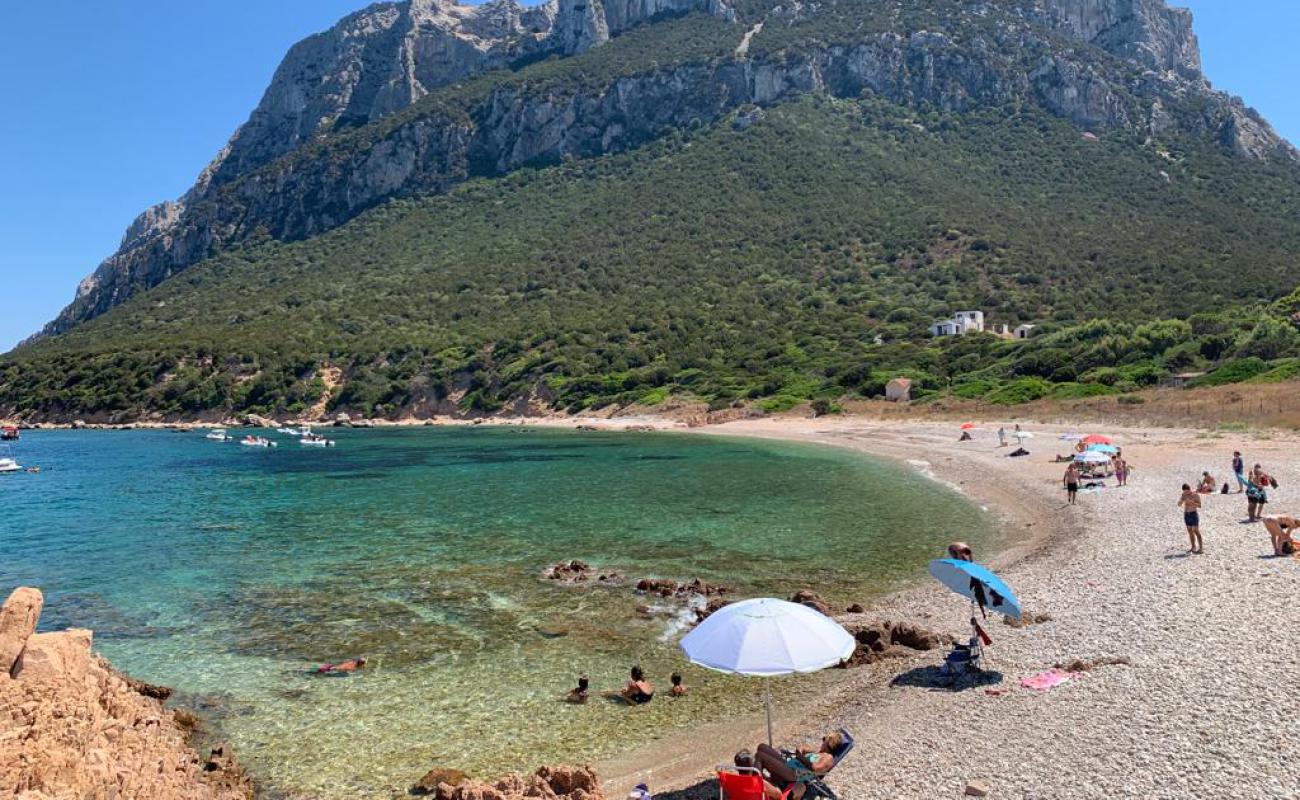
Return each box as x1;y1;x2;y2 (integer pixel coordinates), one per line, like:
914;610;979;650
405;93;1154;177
1;1;1297;352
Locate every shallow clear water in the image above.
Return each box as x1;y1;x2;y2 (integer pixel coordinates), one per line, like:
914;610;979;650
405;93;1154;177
1;427;998;797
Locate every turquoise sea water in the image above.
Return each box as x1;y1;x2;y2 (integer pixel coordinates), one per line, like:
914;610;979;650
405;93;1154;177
1;427;998;798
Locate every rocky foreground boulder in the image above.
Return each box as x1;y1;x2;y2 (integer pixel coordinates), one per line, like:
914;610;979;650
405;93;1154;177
415;764;605;800
0;587;252;799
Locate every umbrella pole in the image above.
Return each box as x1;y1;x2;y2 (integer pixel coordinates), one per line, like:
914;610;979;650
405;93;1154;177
765;679;774;747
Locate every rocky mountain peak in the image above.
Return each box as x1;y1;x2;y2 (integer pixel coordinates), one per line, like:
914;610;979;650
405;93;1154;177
1031;0;1201;77
38;0;1295;342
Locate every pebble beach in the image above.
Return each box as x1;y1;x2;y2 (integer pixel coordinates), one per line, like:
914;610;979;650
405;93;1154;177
601;418;1300;799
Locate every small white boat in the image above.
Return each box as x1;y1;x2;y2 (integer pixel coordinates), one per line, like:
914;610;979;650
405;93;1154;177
240;435;277;448
0;457;21;474
300;433;335;447
276;426;301;436
205;428;233;441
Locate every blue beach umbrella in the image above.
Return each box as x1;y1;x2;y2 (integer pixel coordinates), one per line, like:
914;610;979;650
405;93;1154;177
928;559;1022;620
1086;443;1118;454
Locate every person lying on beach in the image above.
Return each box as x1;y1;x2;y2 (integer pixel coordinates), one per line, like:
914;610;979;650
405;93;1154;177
620;666;654;705
669;672;688;697
566;676;589;704
947;541;974;562
1198;472;1216;493
1262;515;1300;557
312;657;366;674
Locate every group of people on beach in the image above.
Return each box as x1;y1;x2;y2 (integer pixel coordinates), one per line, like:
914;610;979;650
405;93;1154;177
565;665;688;706
1061;448;1129;505
1177;450;1295;557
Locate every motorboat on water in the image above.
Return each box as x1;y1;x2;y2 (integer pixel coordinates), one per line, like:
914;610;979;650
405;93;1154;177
205;428;233;441
276;426;306;436
0;457;21;474
300;433;335;447
240;435;277;448
1;425;18;441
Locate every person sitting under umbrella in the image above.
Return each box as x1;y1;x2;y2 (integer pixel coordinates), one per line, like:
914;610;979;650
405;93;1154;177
750;732;842;799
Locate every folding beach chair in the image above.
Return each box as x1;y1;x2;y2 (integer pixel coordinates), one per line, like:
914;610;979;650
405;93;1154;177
718;766;791;800
799;729;854;800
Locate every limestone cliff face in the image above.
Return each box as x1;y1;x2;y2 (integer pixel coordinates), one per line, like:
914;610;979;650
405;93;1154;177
1030;0;1201;77
42;0;1296;338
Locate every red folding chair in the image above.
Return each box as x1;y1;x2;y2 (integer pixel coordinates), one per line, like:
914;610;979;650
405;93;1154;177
717;767;792;800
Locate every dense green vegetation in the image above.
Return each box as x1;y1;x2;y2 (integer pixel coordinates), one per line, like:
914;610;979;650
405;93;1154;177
4;89;1300;420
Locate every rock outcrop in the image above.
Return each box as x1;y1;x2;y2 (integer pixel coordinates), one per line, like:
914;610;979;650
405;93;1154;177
41;0;1296;338
423;764;604;800
841;619;951;668
0;587;253;800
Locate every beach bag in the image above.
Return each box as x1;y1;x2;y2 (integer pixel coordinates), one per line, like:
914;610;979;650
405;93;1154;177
1270;477;1279;489
1221;483;1230;495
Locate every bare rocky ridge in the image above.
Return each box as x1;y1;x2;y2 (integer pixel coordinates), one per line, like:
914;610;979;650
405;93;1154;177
0;587;254;800
42;0;1296;339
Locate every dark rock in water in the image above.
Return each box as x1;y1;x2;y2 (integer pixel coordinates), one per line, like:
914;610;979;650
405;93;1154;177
695;597;733;622
636;577;729;599
846;603;865;614
121;673;172;701
411;767;469;795
790;589;832;616
202;743;256;796
544;560;593;583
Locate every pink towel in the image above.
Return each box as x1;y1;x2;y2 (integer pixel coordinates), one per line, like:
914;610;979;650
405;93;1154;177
1020;669;1072;691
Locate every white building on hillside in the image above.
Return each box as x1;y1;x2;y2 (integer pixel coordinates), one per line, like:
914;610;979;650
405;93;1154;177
1015;324;1038;340
930;310;985;337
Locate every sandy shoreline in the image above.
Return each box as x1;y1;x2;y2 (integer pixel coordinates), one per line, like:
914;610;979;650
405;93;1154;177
596;417;1300;799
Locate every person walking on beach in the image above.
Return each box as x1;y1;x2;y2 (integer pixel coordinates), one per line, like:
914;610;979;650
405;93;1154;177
1114;455;1129;487
1063;463;1080;505
1233;451;1246;493
1246;475;1269;523
1179;484;1203;554
998;427;1007;447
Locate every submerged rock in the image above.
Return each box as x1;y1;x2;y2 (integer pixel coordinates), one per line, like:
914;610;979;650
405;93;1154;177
412;766;469;795
545;560;594;583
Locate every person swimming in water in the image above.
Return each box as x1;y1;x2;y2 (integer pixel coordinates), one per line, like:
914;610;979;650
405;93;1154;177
669;672;688;697
947;541;974;561
566;676;590;704
620;665;654;705
312;657;367;675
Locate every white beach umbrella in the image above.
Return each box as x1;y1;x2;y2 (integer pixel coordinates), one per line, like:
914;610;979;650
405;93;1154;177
680;597;856;744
